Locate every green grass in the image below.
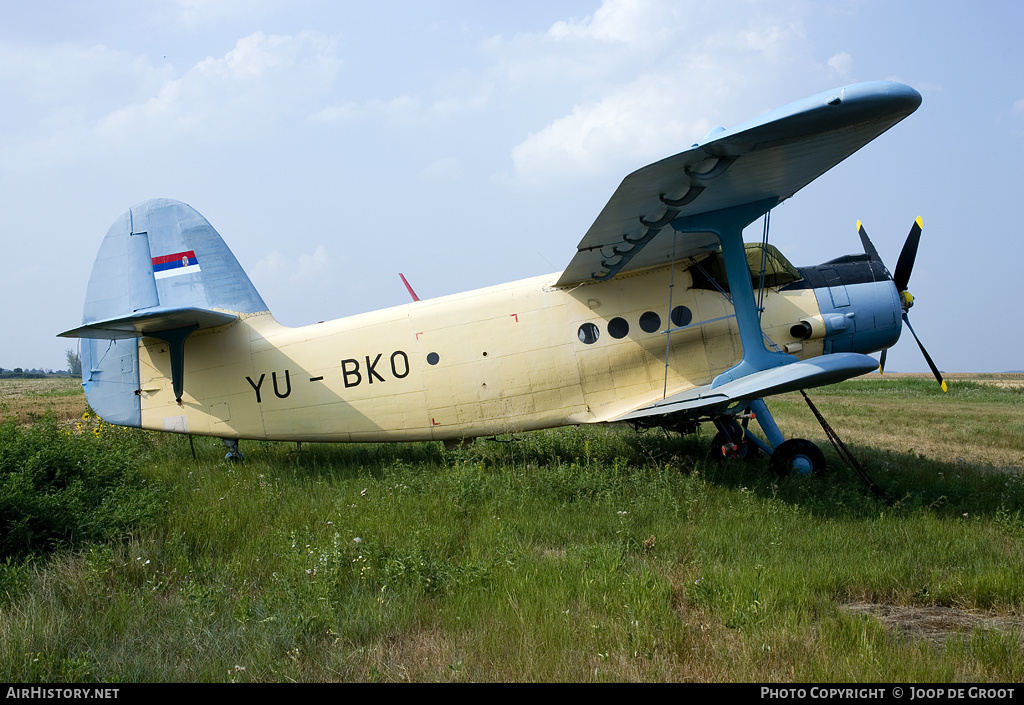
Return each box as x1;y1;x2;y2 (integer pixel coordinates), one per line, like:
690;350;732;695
1;380;1022;682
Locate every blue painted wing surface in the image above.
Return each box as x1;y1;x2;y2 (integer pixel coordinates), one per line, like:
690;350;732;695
613;352;879;422
557;81;922;286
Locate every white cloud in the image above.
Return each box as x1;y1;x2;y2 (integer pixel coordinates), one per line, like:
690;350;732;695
309;87;489;126
827;51;853;78
251;244;333;287
548;0;668;44
0;41;168;131
511;74;712;180
506;0;823;181
297;245;331;278
309;94;421;125
308;101;359;124
0;40;174;170
96;31;341;140
427;89;491;119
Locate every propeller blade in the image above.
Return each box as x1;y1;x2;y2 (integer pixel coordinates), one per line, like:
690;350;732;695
893;217;923;292
903;313;947;392
857;220;883;263
878;348;887;375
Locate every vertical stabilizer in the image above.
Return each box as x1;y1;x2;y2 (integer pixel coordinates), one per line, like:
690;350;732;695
85;198;268;323
60;199;269;422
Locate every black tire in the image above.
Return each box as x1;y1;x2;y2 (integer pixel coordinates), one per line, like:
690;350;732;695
769;439;826;476
711;430;761;461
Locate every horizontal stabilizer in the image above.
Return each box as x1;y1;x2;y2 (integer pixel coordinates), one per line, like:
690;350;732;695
615;353;879;421
58;306;237;340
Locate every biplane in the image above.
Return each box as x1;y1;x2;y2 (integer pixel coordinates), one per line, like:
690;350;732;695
59;80;943;474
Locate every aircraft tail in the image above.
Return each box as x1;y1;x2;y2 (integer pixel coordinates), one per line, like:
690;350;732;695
59;199;269;424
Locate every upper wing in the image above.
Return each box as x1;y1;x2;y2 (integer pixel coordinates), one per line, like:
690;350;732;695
556;81;922;287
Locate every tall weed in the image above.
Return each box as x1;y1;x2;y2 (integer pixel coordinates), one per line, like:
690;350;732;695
0;413;159;558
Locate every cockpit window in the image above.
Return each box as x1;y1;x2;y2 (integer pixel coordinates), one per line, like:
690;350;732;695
689;243;801;292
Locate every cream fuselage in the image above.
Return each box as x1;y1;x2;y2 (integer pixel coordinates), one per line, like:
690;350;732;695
136;263;823;442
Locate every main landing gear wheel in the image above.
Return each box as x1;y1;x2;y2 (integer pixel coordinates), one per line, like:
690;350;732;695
769;439;826;476
711;430;761;461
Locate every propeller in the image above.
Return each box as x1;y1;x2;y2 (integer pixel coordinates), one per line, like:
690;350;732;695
857;217;946;392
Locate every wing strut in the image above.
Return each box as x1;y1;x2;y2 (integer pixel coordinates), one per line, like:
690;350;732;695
670;197;794;387
662;230;679;399
756;209;771;321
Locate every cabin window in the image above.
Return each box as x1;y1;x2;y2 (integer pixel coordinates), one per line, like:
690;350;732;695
608;317;629;339
671;305;693;328
639;311;661;334
578;322;600;344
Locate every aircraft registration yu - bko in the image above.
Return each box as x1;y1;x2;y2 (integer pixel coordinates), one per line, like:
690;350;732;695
60;81;945;474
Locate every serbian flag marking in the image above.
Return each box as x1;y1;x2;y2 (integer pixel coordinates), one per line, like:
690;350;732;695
152;250;201;280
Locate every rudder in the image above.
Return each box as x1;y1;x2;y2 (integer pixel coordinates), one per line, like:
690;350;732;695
60;199;269;423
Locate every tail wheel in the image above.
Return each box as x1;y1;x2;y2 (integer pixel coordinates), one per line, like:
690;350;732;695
769;439;826;476
221;438;245;463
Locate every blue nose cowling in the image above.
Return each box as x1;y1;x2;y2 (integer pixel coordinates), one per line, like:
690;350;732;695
814;279;902;355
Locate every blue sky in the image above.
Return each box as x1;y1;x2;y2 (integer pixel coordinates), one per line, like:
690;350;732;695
2;0;1022;374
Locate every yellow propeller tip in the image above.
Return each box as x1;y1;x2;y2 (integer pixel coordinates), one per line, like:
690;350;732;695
856;219;863;229
941;381;947;392
915;216;923;228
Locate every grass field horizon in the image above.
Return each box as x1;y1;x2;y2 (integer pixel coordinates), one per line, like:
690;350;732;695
1;375;1021;682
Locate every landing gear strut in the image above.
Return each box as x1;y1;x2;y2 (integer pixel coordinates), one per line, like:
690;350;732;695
712;398;826;476
711;429;761;460
711;417;761;461
221;438;245;462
